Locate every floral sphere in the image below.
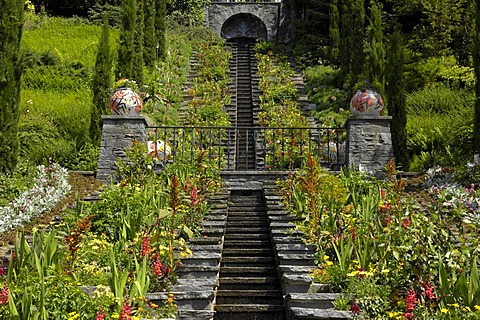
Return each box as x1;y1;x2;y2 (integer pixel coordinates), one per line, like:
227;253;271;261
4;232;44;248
147;140;171;160
109;88;143;115
349;89;384;117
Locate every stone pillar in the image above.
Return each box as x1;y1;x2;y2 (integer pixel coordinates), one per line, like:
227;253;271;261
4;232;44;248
346;116;394;178
96;115;148;183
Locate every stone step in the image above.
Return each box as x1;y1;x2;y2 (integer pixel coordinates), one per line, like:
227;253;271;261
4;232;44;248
219;276;280;290
219;266;277;276
222;248;273;256
221;256;275;266
177;309;215;320
216;290;283;305
285;293;342;309
289;307;353;319
224;233;270;241
222;239;271;247
214;304;284;317
225;226;269;233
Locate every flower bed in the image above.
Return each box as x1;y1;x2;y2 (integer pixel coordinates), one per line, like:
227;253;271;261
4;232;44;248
0;162;70;234
277;158;480;319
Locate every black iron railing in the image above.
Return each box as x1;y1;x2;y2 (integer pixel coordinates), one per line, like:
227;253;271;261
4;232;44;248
146;126;346;171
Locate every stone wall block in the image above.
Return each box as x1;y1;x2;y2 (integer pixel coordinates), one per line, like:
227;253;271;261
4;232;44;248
346;117;394;178
96;115;148;183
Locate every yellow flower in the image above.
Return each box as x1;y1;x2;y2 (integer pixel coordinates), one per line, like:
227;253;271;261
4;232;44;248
323;255;330;261
441;308;448;313
464;306;472;312
448;303;460;308
326;261;333;266
475;305;480;311
67;312;80;320
347;271;358;277
112;313;119;319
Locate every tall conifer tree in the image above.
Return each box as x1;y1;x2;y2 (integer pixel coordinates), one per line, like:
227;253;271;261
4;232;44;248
386;30;409;170
473;0;480;155
0;0;24;173
117;0;136;80
365;0;385;91
90;17;112;144
329;0;340;66
143;0;156;67
339;0;354;84
155;0;166;60
132;0;144;85
350;0;365;85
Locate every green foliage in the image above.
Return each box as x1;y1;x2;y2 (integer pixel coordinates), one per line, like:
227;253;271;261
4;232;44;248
0;160;37;207
279;162;480;317
329;0;340;66
143;0;156;66
0;0;24;174
117;0;136;79
22;16;106;67
132;0;145;86
18;89;92;164
406;85;475;170
302;65;350;126
386;29;409;170
405;54;475;91
90;17;112;144
186;39;231;127
364;0;385;92
155;0;167;60
166;0;209;26
474;0;480;153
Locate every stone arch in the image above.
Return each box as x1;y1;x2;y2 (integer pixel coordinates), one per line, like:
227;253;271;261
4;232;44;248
221;13;268;41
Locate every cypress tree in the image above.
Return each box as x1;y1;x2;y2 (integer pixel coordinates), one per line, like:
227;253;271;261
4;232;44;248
90;17;112;144
473;0;480;155
386;30;409;170
143;0;156;67
339;0;354;84
155;0;166;60
132;0;144;86
350;0;365;86
0;0;24;173
117;0;136;80
364;0;385;91
329;0;340;66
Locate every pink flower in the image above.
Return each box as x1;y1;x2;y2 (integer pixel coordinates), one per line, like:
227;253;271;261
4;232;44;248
0;284;9;305
141;236;151;257
96;308;106;320
350;302;360;314
120;298;132;320
190;186;199;206
405;288;417;314
402;217;411;228
381;189;386;199
423;282;436;300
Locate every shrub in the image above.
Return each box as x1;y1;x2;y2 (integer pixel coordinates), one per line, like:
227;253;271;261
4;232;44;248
406;85;474;170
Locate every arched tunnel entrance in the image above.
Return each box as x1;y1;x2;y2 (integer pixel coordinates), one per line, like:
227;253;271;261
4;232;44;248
221;13;268;41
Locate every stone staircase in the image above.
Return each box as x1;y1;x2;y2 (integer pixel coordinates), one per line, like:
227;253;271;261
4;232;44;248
147;176;352;319
215;189;284;319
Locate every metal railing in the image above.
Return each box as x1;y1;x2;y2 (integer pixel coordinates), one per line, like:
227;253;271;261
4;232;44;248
146;126;346;171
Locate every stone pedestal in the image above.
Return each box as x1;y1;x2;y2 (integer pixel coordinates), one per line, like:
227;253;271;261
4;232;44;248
346;116;394;178
96;115;148;183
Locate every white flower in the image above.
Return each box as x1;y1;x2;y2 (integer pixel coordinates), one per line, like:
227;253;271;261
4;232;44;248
0;163;71;234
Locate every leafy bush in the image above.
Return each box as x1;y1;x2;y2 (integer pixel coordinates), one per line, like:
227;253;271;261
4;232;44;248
406;85;474;170
0;160;37;207
404;53;475;92
302;65;350;126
